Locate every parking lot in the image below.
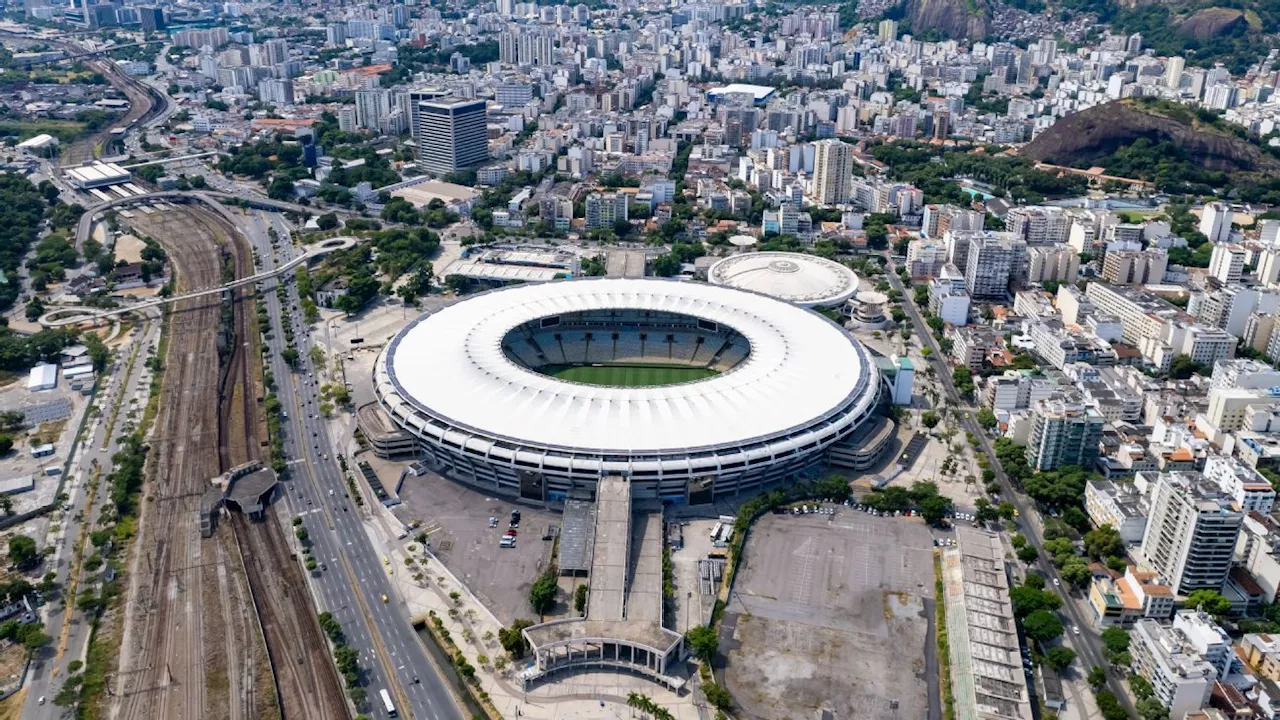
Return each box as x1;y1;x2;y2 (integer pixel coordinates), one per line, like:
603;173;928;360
394;473;559;624
723;508;939;720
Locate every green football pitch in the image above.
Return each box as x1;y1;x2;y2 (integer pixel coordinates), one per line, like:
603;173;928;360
541;363;717;387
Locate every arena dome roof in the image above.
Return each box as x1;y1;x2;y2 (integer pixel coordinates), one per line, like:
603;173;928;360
706;252;858;307
382;278;874;454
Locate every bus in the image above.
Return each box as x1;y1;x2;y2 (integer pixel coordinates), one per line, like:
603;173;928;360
380;689;397;717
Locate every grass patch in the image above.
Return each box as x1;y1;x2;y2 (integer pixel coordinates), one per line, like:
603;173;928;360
935;552;955;720
541;363;716;387
0;120;87;143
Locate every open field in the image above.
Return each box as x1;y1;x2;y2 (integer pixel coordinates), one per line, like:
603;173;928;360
722;511;939;720
541;363;716;387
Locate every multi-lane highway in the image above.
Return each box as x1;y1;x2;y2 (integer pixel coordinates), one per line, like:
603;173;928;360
243;211;464;720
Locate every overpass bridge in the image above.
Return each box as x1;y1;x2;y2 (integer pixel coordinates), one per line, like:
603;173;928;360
40;237;360;328
74;190;358;248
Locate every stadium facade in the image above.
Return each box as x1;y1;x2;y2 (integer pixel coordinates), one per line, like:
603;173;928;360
374;278;882;503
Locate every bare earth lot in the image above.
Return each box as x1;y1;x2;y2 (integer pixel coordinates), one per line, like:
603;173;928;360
723;511;939;720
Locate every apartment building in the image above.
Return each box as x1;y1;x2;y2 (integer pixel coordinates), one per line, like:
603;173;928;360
950;326;1000;374
1200;202;1233;243
1005;205;1072;244
1026;244;1080;285
1056;284;1097;325
1236;514;1280;604
1195;286;1280;338
965;232;1028;300
922;204;983;239
1025;394;1105;471
1084;282;1180;347
1139;471;1244;595
906;238;949;278
928;263;970;327
1101;249;1168;285
1085;479;1150;544
986;371;1058;413
584;192;629;229
1208;243;1247;285
1202;455;1276;515
1130;616;1219;719
1089;565;1174;628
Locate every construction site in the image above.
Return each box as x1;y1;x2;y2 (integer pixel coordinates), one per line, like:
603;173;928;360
104;204;348;720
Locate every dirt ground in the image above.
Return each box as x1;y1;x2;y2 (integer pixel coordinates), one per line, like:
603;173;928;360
112;233;146;264
723;511;938;720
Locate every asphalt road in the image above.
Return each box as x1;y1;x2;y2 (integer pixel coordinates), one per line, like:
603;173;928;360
883;261;1138;718
24;308;162;717
244;211;464;720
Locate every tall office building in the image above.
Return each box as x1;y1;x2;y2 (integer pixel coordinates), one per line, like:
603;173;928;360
417;98;488;175
355;89;391;130
405;87;449;137
811;139;853;205
1139;471;1244;595
138;6;164;30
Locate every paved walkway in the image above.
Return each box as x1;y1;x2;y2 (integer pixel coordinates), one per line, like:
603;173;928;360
362;506;702;720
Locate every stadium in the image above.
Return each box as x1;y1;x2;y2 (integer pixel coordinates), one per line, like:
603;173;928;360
373;278;882;502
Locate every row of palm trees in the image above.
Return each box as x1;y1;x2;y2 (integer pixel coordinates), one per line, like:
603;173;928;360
626;692;675;720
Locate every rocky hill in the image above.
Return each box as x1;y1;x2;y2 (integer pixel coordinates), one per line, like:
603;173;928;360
905;0;992;41
1020;99;1280;178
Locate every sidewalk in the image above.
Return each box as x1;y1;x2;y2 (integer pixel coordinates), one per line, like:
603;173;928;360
363;505;701;720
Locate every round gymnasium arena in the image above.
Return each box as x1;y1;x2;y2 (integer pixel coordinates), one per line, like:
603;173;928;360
373;277;882;503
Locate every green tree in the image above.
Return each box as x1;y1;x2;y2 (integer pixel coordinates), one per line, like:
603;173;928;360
573;584;588;614
702;682;732;711
0;434;11;455
952;366;975;396
920;410;939;429
1017;545;1039;565
529;574;557;614
498;619;534;657
1184;589;1232;618
976;408;997;428
317;213;339;231
1087;665;1108;690
1043;646;1076;671
8;535;38;571
1083;525;1124;560
1022;609;1064;643
686;625;719;663
918;494;953;526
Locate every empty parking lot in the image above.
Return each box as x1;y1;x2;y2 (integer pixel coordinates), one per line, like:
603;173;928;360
395;473;559;624
723;510;939;720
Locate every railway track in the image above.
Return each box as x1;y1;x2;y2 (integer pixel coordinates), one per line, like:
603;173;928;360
111;207;271;720
111;203;347;720
59;56;166;166
215;203;347;719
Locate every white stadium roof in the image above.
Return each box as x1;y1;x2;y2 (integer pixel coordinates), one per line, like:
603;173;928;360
706;252;859;308
385;278;870;453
